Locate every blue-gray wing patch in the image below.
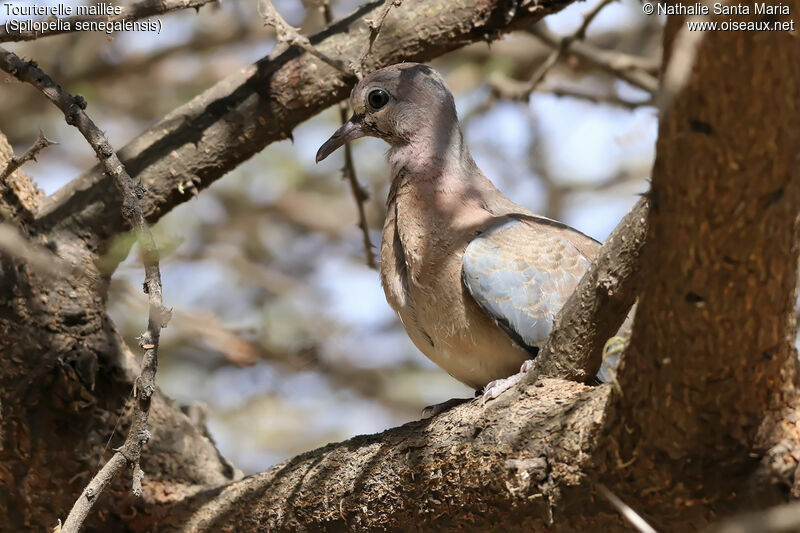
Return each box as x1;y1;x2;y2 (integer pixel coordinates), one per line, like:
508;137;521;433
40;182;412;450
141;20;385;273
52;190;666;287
462;218;593;354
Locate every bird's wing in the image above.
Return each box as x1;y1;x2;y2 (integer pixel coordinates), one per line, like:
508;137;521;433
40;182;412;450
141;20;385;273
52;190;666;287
462;216;596;354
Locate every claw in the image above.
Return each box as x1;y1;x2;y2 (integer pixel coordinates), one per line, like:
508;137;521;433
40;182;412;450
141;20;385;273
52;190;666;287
421;397;472;418
481;358;536;404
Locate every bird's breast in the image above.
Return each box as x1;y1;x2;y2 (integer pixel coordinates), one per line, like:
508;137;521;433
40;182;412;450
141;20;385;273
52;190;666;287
379;189;529;388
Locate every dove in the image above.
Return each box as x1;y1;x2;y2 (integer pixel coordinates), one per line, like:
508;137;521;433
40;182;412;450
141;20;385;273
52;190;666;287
317;63;620;407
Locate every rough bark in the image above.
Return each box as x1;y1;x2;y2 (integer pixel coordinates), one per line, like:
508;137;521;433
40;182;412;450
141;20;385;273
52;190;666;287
0;199;237;531
161;380;618;532
597;4;800;530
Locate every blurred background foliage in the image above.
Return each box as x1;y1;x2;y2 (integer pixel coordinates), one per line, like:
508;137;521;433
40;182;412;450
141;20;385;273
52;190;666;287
1;0;661;473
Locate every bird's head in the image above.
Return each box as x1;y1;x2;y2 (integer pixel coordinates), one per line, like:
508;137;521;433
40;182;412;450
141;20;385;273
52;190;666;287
315;63;459;163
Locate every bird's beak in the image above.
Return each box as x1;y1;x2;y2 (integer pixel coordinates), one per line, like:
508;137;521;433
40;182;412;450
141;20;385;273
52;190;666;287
315;115;365;163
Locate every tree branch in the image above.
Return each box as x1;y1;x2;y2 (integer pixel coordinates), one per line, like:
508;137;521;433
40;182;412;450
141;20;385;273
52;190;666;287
0;0;219;43
0;47;171;533
487;16;660;102
539;85;653;109
523;0;616;91
258;0;355;79
352;0;402;78
34;0;577;257
527;25;658;94
0;128;56;182
161;379;615;532
0;128;55;220
488;0;656;101
524;197;648;384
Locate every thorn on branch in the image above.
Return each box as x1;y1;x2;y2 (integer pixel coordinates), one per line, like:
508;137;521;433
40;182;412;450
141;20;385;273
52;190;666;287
0;128;58;182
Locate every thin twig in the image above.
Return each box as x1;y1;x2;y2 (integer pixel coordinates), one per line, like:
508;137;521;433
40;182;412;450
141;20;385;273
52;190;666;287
597;484;659;533
0;47;170;533
528;25;658;94
0;0;219;43
259;0;355;78
318;0;376;268
0;129;57;182
0;129;56;220
492;0;617;99
490;0;658;101
542;85;653;110
338;102;376;269
352;0;402;79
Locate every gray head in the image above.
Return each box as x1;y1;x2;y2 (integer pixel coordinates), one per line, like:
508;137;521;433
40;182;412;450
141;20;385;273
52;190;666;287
316;63;459;163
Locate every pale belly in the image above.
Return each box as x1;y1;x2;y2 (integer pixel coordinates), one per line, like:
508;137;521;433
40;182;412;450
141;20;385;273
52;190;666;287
395;269;533;390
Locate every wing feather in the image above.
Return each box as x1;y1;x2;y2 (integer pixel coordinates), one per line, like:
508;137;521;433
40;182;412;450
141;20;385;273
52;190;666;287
462;217;595;353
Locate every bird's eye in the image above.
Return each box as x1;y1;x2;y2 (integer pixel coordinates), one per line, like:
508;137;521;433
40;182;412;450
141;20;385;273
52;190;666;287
367;88;389;110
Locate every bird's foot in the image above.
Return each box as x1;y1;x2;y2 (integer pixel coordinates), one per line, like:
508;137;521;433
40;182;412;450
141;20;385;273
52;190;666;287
598;335;627;393
421;397;472;418
481;359;536;404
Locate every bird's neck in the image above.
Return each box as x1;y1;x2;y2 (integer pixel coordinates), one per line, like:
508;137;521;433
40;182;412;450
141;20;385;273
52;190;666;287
387;126;477;185
384;125;507;240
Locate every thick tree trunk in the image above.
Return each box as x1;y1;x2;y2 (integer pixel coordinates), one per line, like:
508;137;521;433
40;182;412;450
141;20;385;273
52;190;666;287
600;6;800;529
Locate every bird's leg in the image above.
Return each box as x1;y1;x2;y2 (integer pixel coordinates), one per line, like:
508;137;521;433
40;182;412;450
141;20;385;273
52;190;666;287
483;336;629;403
421;396;475;418
481;359;537;404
